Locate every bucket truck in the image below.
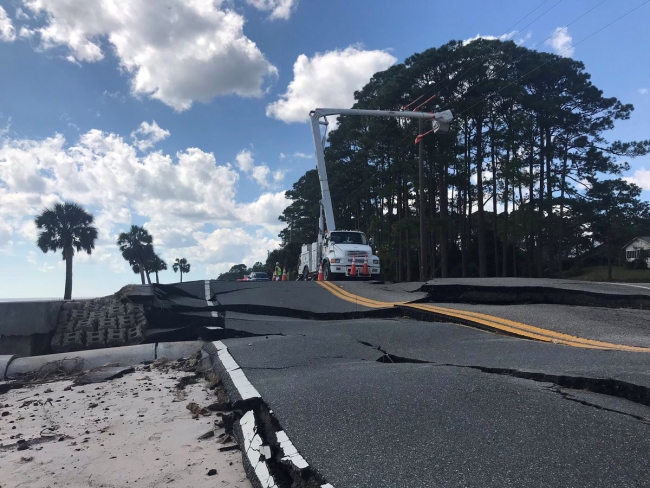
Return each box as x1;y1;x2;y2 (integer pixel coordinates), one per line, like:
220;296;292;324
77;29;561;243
299;107;453;281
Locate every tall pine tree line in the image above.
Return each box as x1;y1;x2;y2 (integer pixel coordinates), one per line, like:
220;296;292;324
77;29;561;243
278;39;650;280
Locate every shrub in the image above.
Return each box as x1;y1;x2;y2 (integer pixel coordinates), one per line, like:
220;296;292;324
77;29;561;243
627;258;648;270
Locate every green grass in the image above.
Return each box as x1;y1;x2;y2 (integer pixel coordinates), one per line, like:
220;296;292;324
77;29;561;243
565;265;650;282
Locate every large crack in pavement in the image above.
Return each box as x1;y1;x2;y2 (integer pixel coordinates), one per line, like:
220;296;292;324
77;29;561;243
547;386;650;425
419;283;650;309
357;340;650;412
200;342;333;488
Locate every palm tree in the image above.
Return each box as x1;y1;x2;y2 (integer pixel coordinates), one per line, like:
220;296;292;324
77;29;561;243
148;254;167;284
35;202;98;300
117;225;154;285
172;257;191;282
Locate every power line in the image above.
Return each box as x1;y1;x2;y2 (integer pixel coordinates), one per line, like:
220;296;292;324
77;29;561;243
456;0;650;119
321;0;563;174
439;0;608;113
334;0;647;212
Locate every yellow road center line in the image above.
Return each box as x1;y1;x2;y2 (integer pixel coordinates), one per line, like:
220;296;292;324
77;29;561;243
406;303;650;352
316;281;650;352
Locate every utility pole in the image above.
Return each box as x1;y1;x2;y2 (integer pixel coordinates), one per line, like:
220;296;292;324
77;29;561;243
418;118;427;282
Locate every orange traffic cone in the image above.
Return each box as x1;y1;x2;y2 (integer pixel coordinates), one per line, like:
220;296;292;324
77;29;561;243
350;259;357;277
282;267;287;281
317;263;324;281
362;255;369;276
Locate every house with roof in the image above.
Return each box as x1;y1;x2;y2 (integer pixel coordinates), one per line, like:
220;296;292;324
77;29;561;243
622;236;650;265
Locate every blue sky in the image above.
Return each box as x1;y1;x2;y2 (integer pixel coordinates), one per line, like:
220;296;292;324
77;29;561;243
0;0;649;298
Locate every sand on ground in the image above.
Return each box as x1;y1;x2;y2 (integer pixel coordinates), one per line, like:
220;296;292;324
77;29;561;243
0;361;253;488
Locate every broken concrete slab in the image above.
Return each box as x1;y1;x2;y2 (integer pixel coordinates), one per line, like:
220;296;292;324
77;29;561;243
73;365;136;385
5;344;156;379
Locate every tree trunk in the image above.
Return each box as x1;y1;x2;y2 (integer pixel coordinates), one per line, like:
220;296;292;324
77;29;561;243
155;271;160;284
545;126;555;278
502;173;509;277
461;118;469;278
512;178;517;278
139;261;146;285
558;147;569;276
537;122;545;278
476;114;487;277
440;155;449;278
607;222;612;281
491;131;499;277
180;270;184;283
418;119;427;282
145;270;152;285
64;246;73;300
406;229;412;282
528;132;536;278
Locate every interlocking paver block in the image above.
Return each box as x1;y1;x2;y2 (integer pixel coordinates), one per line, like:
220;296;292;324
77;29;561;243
86;330;106;349
83;300;102;311
97;317;117;330
105;305;124;317
58;321;76;333
70;309;89;320
106;328;126;347
60;330;85;352
76;319;96;332
118;315;137;328
126;326;143;345
87;311;104;323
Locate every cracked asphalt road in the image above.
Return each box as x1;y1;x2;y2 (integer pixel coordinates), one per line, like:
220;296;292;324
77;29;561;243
177;280;650;487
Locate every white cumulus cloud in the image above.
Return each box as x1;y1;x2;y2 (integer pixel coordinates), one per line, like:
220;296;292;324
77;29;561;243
246;0;297;20
639;88;648;95
0;6;16;42
266;46;397;123
131;121;170;151
545;26;574;58
0;125;289;277
625;168;650;190
235;149;285;188
18;0;278;110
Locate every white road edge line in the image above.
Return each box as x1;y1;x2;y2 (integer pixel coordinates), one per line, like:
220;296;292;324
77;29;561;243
204;279;220;318
593;281;650;291
240;410;278;488
211;340;335;487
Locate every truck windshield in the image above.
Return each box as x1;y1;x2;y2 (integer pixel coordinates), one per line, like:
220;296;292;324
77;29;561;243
329;232;367;245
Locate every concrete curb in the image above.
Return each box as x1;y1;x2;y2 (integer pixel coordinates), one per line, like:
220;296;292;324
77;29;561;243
2;341;205;380
202;340;334;488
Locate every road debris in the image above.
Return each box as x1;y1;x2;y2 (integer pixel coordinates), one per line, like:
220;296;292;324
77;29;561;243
74;366;135;385
0;356;252;488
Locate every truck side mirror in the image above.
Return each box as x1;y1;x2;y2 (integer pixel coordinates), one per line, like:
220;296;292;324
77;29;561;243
368;237;374;246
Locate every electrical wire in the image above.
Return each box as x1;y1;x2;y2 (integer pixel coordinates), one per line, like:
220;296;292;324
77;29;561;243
455;0;650;119
322;0;645;212
439;0;609;113
319;0;562;173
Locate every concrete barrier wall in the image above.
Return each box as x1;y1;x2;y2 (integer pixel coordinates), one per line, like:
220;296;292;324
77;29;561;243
0;300;62;356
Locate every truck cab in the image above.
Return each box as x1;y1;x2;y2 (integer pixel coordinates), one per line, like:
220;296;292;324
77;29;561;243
300;230;380;280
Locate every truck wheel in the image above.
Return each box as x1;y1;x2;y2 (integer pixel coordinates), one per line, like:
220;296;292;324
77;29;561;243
302;265;309;280
323;262;331;281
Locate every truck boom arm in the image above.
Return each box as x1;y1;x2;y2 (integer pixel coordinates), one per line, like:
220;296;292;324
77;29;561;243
309;108;453;233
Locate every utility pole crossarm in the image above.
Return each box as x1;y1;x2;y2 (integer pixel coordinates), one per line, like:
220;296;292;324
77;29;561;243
311;108;452;121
